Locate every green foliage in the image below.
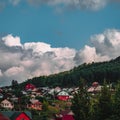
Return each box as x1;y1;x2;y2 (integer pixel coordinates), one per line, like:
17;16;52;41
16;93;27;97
31;109;42;120
36;96;47;103
71;78;90;120
12;80;18;89
42;101;49;111
95;82;113;120
112;81;120;118
13;89;22;97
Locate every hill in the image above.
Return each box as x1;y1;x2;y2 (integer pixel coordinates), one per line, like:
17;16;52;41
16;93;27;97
20;56;120;88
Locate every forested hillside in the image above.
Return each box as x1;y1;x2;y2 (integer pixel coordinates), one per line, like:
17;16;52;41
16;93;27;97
20;56;120;88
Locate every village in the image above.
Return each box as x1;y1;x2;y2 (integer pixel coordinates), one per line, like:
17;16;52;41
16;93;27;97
0;80;110;120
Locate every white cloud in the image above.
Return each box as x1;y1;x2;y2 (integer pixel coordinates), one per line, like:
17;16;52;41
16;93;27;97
74;29;120;65
53;47;76;59
74;45;109;65
0;29;120;86
24;42;51;54
2;34;22;47
0;34;76;86
0;0;119;11
4;66;24;77
69;0;107;10
90;29;120;58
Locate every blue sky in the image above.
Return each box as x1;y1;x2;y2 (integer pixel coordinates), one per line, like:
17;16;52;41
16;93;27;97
0;0;120;86
0;0;120;49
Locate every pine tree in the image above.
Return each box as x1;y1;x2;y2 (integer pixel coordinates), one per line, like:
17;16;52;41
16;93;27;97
96;81;112;120
71;78;90;120
112;81;120;119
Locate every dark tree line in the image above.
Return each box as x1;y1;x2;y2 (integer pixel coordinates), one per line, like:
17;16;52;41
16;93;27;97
20;56;120;88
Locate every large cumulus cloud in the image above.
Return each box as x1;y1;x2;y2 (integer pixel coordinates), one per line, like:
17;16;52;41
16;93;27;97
0;34;76;86
0;29;120;86
74;29;120;65
0;0;120;12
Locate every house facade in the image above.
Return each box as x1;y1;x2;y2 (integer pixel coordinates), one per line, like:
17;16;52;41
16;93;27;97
57;91;70;101
27;99;42;110
56;110;74;120
0;99;14;110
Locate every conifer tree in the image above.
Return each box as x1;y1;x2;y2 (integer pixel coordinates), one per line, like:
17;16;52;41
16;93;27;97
96;81;112;120
71;78;90;120
112;81;120;119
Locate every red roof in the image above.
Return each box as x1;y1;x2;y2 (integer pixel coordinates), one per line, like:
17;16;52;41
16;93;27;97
25;83;36;91
56;110;74;120
0;113;10;120
16;112;30;120
56;115;74;120
62;115;74;120
57;96;69;101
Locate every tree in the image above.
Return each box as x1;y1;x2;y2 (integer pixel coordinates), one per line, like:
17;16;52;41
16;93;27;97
112;81;120;119
12;80;18;89
39;101;49;120
96;81;113;120
71;78;90;120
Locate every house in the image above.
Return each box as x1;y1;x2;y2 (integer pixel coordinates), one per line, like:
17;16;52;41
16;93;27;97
21;91;27;95
48;88;55;96
56;110;74;120
1;111;32;120
62;115;75;120
87;82;102;93
54;87;61;93
25;83;36;91
27;99;42;110
57;91;70;101
0;99;14;110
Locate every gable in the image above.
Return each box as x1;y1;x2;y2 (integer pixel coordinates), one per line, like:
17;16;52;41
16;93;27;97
1;111;32;120
57;91;69;96
10;112;31;120
15;113;30;120
1;100;11;104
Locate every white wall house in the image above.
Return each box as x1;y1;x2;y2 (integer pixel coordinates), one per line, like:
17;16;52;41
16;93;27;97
0;99;14;110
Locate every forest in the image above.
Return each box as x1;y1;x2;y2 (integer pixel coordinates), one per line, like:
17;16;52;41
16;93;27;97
71;78;120;120
20;56;120;88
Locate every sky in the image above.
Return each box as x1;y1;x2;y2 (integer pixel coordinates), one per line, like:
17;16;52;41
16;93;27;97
0;0;120;86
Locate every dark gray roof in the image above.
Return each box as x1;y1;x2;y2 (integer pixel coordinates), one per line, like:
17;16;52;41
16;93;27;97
0;111;32;120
